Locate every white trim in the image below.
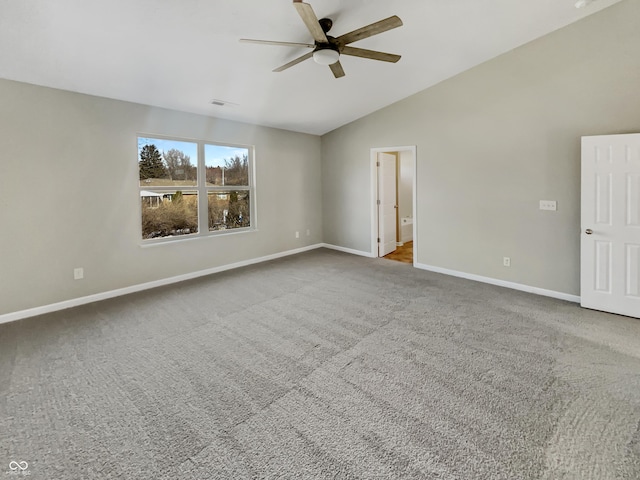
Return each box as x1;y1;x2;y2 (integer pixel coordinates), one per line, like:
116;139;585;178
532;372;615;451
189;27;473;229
412;148;417;267
140;225;256;248
414;262;581;303
370;150;379;257
321;243;375;258
0;244;324;325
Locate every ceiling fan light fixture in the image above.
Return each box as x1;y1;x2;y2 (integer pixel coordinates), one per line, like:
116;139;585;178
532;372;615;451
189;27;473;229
313;48;340;65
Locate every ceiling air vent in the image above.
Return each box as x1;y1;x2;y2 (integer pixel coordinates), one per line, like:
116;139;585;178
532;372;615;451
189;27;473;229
210;99;239;107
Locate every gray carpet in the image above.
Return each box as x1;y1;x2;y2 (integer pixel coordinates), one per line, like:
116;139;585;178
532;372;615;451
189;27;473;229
1;248;639;479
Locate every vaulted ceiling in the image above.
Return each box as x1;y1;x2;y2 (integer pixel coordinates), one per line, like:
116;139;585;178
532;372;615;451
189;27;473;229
0;0;622;135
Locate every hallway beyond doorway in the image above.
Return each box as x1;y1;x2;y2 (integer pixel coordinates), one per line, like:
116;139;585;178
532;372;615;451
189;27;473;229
383;241;413;264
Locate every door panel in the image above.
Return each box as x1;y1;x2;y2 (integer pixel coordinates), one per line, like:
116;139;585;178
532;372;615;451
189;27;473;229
594;240;612;293
626;244;640;297
595;173;612;224
581;134;640;318
378;152;397;257
627;174;640;225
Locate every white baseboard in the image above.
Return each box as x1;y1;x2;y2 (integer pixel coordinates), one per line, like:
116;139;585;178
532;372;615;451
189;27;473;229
414;262;580;303
321;243;376;258
0;244;325;325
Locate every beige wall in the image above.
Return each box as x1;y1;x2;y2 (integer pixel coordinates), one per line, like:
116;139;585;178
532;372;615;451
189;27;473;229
2;1;640;317
321;0;640;296
0;79;322;315
398;150;414;221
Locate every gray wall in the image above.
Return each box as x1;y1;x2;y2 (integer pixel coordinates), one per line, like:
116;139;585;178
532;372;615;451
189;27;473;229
321;0;640;296
0;79;322;315
398;150;413;221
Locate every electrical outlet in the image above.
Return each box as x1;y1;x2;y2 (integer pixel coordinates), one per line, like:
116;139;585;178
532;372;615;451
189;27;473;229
539;200;557;211
295;231;299;238
503;257;511;267
74;267;84;280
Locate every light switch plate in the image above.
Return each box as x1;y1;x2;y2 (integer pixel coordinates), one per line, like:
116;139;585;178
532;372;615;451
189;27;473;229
539;200;557;211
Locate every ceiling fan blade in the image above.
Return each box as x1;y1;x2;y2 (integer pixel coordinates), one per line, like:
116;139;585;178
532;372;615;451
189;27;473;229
329;61;345;78
293;1;329;44
336;15;403;46
240;39;315;48
340;46;401;63
273;51;314;72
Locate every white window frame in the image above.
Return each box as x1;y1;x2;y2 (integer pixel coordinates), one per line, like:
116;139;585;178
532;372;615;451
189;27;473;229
137;133;256;244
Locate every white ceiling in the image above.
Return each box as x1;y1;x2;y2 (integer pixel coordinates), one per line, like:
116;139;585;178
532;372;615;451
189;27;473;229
0;0;622;135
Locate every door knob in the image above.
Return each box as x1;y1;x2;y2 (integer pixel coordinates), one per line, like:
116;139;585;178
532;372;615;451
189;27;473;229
585;229;593;235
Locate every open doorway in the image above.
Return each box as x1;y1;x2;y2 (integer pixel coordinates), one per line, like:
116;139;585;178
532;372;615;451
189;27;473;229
370;146;416;265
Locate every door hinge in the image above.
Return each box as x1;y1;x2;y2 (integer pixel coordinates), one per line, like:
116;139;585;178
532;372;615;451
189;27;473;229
377;238;380;243
377;199;381;205
376;161;380;167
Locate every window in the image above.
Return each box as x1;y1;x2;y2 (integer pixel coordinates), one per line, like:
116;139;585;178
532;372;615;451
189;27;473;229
205;144;251;231
138;136;254;241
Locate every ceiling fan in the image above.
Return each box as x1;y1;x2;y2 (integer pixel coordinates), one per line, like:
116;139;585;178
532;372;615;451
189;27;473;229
240;0;403;78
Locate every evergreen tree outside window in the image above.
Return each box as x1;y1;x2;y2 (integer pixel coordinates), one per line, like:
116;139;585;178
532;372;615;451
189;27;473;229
138;144;167;180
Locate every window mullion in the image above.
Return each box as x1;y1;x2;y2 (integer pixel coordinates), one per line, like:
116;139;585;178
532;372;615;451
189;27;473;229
197;142;207;235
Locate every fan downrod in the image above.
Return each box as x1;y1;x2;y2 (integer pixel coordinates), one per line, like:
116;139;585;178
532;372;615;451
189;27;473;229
318;18;333;33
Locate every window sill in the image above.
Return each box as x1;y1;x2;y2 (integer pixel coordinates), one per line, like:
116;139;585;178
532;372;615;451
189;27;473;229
139;226;257;248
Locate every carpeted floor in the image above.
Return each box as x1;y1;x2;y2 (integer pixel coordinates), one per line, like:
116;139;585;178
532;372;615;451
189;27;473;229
1;248;639;479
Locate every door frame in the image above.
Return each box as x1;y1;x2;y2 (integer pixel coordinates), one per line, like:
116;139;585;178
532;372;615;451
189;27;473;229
370;146;417;264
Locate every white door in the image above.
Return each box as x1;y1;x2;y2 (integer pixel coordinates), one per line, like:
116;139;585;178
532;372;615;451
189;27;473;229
581;134;640;318
378;152;397;257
